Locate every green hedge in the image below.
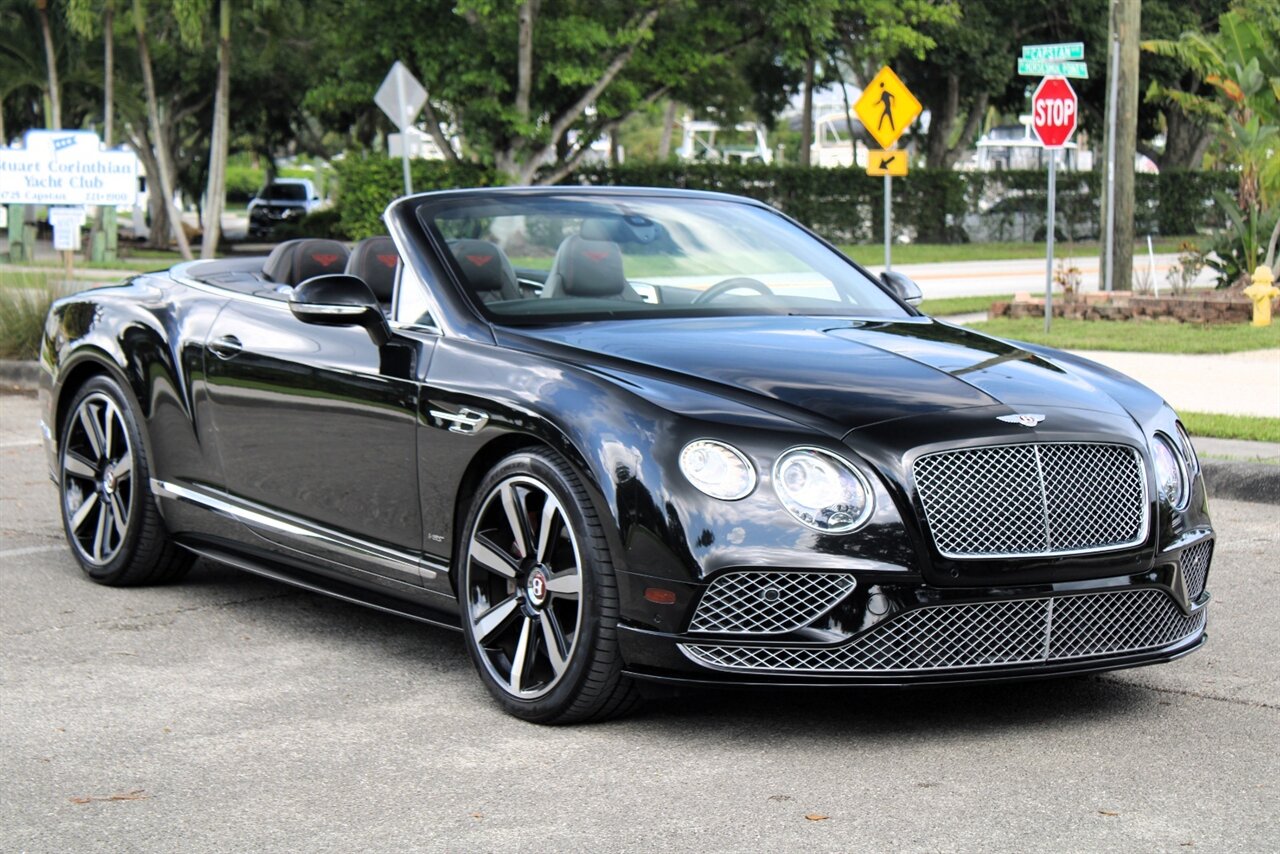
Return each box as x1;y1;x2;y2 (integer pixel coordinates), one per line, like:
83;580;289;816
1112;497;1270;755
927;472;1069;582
329;157;1234;244
333;157;498;239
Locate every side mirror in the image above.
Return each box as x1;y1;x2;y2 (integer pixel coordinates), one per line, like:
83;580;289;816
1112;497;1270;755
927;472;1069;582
290;274;390;346
881;270;924;307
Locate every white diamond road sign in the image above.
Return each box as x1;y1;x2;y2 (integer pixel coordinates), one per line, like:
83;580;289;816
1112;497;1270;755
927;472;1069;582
375;61;428;131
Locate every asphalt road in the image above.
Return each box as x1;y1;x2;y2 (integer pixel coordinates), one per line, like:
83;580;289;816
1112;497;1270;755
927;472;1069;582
1;392;1277;853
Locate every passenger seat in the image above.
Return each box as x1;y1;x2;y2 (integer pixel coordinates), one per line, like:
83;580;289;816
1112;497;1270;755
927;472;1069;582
262;238;350;287
449;239;521;304
346;236;399;309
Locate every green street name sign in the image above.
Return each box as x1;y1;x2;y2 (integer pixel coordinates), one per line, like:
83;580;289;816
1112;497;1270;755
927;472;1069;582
1017;58;1089;79
1021;42;1085;61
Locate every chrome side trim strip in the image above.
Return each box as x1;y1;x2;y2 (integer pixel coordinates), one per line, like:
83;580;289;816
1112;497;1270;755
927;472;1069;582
151;479;439;580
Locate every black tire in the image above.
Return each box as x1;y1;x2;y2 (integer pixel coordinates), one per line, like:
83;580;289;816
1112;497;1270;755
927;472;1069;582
57;374;192;586
458;448;640;724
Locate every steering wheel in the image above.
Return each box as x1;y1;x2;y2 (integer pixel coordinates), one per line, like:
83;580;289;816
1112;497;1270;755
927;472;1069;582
692;277;777;304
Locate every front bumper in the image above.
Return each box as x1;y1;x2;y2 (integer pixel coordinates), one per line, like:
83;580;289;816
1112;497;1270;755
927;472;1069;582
616;534;1212;687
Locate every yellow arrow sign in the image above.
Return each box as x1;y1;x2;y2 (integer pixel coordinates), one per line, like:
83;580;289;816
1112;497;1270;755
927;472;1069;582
854;66;923;150
866;149;909;177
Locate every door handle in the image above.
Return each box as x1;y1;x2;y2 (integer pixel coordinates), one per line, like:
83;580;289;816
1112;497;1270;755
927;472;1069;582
429;407;490;435
208;334;243;360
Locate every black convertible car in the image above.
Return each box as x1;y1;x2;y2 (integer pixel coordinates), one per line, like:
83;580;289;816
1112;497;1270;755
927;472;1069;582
40;188;1213;723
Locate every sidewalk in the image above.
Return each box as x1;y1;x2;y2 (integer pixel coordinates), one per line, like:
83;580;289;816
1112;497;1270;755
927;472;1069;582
1069;348;1280;418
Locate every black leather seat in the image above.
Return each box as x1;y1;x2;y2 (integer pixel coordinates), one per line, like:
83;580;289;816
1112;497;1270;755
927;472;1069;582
449;239;521;304
262;239;350;287
541;235;642;301
345;236;399;306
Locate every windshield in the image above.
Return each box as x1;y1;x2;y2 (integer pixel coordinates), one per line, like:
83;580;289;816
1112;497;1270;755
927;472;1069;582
260;183;308;201
414;193;909;324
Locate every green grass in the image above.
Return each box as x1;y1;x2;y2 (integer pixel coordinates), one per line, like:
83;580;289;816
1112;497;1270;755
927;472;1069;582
836;236;1196;266
919;294;1013;317
1180;411;1280;444
13;255;175;273
968;316;1280;354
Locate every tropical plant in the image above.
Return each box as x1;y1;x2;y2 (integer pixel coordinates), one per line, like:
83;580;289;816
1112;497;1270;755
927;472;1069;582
1144;3;1280;281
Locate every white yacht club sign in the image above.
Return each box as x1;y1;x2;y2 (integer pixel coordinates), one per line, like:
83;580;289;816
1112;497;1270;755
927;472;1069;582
0;130;139;206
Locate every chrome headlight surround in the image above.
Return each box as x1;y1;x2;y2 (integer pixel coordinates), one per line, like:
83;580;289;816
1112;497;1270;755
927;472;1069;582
1175;421;1200;476
772;447;874;534
679;439;757;500
1151;433;1189;510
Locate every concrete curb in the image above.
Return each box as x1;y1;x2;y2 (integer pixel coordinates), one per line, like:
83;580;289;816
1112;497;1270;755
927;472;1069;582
0;359;40;393
3;357;1276;503
1201;460;1280;506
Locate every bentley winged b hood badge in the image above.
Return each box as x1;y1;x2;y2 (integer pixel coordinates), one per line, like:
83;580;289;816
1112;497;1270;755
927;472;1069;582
998;413;1047;428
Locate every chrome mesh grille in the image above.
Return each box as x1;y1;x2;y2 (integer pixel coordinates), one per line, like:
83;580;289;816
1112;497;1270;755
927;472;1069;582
688;571;857;634
681;588;1203;673
1181;540;1213;600
913;442;1147;558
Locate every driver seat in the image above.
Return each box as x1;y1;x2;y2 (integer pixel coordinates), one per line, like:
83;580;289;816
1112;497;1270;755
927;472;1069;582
541;235;643;302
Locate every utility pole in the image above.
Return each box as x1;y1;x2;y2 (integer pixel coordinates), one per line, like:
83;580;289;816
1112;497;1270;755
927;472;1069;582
1099;0;1141;292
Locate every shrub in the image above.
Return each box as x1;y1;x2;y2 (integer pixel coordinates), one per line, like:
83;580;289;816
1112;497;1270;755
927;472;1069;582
327;158;1237;246
225;164;265;204
0;279;56;360
333;157;498;239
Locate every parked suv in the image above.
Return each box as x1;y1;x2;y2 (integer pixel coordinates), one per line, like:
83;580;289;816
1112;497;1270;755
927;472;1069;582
247;178;322;239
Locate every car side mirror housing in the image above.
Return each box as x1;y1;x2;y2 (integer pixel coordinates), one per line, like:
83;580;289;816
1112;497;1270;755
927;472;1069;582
881;270;924;307
290;274;390;346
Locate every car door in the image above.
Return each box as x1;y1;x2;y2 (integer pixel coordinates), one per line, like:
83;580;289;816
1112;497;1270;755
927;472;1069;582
202;292;433;590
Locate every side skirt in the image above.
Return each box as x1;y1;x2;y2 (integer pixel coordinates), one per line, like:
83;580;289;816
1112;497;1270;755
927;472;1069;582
179;540;463;632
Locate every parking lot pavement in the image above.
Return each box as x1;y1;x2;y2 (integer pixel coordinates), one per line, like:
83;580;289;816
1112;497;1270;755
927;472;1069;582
2;392;1276;853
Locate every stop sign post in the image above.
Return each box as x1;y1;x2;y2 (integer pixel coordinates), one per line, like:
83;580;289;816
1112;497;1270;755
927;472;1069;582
1031;76;1078;332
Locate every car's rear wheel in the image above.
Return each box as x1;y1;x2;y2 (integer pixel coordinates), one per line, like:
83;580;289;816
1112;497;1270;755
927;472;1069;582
459;448;639;724
58;375;192;586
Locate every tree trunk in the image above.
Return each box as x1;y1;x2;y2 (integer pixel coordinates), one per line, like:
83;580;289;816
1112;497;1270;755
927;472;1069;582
799;54;814;168
201;0;231;258
657;99;677;160
945;92;989;170
1101;0;1141;291
1158;108;1212;171
130;134;168;248
37;0;61;129
515;0;536;123
104;1;114;145
133;0;192;259
925;75;960;169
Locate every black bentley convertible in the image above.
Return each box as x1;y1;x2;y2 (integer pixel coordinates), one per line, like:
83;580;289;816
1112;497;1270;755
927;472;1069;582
40;188;1214;723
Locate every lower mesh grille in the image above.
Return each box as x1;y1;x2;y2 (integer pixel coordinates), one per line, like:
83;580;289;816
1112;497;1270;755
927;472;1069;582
688;571;857;634
1181;540;1213;600
681;588;1204;673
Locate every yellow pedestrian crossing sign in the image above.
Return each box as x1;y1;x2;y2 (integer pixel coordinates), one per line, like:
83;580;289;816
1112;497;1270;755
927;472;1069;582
866;149;909;177
854;66;923;149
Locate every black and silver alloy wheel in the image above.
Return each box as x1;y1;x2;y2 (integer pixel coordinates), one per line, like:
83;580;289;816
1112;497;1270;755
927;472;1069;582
57;376;191;586
62;391;133;566
459;449;638;723
466;475;583;699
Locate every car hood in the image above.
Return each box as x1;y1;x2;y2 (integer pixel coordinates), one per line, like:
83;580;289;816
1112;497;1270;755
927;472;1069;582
506;316;1152;433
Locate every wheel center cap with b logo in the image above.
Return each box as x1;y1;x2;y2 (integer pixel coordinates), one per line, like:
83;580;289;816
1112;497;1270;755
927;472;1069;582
526;567;549;608
102;470;117;495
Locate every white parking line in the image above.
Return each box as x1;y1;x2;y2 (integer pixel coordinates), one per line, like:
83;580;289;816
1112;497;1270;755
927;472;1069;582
0;544;65;558
0;440;42;448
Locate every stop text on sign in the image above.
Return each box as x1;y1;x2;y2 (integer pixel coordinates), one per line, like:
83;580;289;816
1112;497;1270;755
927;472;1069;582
1030;75;1079;149
1034;97;1075;127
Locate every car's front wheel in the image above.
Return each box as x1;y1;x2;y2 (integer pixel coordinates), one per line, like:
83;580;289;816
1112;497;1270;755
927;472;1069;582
459;448;639;724
58;375;192;586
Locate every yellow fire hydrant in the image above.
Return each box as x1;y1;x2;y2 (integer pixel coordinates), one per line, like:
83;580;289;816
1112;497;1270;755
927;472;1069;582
1243;265;1278;327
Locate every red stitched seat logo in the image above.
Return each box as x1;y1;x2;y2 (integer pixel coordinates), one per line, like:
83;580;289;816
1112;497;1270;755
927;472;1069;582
312;253;339;267
583;250;609;262
376;253;398;268
466;254;494;266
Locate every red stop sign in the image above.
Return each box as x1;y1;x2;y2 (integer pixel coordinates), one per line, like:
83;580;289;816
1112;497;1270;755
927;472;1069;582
1032;76;1078;149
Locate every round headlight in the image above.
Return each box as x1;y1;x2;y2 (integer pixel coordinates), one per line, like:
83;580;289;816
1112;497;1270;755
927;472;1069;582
679;440;756;500
772;448;873;533
1151;434;1188;508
